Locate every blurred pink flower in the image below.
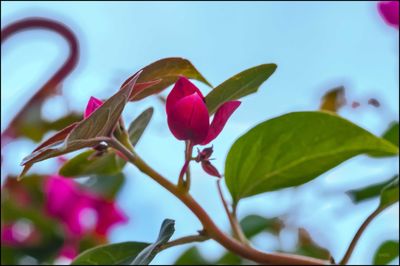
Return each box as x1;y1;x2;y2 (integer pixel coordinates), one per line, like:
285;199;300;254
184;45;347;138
44;175;127;237
378;1;399;28
1;221;40;247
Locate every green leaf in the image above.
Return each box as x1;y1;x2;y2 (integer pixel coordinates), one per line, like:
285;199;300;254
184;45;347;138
19;71;141;179
205;64;277;114
83;174;125;199
373;240;399;265
123;57;212;101
71;242;149;265
131;219;175;265
379;176;399;209
216;252;242;265
128;107;154;146
239;215;283;238
59;150;125;177
225;111;399;203
382;122;399;147
347;175;398;204
174;247;210;265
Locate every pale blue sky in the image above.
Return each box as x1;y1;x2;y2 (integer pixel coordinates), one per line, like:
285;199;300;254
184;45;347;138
1;1;399;265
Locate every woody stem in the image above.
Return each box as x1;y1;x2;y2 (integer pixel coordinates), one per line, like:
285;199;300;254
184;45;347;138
104;137;328;265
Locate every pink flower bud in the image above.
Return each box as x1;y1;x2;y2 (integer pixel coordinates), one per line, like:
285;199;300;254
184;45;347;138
378;1;399;28
84;96;103;119
196;146;214;162
166;77;241;145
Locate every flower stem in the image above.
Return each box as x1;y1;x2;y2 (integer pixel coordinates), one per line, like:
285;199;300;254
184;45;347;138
217;180;249;245
104;137;328;265
339;207;383;265
178;141;193;191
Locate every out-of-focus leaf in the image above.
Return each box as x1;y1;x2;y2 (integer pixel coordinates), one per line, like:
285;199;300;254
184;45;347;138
174;247;210;265
225;111;399;203
382;122;399;147
128;107;154;146
131;219;175;265
83;174;125;199
14;105;81;142
19;72;141;179
379;177;399;209
295;228;331;260
122;57;212;101
0;246;20;265
373;240;399;265
71;242;149;265
319;86;346;112
205;64;277;114
59;150;125;177
239;215;283;238
347;175;398;204
216;251;242;265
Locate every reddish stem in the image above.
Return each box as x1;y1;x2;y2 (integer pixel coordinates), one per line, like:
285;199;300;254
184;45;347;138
1;17;79;144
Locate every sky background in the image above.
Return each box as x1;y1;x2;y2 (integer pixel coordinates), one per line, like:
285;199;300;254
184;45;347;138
1;1;399;265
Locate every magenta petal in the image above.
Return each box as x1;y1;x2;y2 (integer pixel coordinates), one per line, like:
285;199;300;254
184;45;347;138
167;93;210;144
200;101;241;145
84;96;104;119
45;176;79;220
201;161;221;178
378;1;399;28
94;199;128;236
58;243;78;260
166;76;205;116
64;198;95;236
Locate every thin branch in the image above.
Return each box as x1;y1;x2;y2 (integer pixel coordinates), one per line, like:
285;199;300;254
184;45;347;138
339;207;383;265
217;180;248;245
159;234;210;251
105;137;329;265
178;141;193;191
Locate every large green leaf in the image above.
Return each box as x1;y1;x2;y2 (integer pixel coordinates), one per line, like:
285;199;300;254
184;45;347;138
128;107;154;146
71;242;149;265
19;72;141;179
347;175;398;204
225;111;399;203
131;219;175;265
379;176;399;209
382;122;399;147
373;240;399;265
122;57;212;101
205;64;277;114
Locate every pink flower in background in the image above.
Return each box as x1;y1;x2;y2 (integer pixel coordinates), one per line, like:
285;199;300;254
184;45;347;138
44;175;127;237
378;1;399;28
84;96;104;118
166;76;241;145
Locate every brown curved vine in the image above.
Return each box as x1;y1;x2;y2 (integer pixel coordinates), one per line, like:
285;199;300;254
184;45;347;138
1;17;79;143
